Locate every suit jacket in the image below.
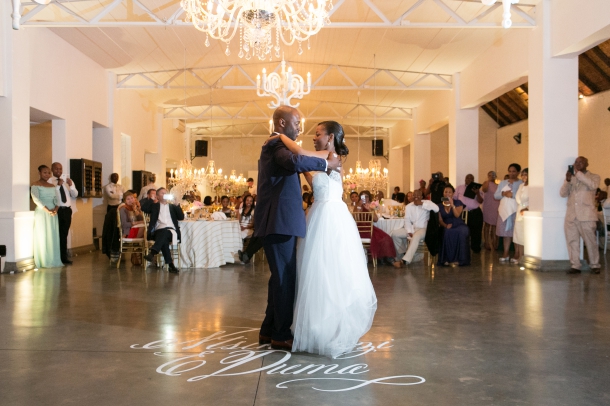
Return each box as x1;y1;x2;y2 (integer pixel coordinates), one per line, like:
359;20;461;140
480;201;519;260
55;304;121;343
140;197;155;214
147;202;185;241
254;136;327;238
560;170;600;222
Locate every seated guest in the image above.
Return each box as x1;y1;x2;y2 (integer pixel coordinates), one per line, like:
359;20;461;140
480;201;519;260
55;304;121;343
120;192;145;238
31;165;63;269
391;186;401;201
391;190;439;267
348;191;359;212
192;195;203;208
143;188;184;274
220;195;232;216
247;178;257;196
356;190;396;265
438;185;470;266
375;190;385;201
138;174;157;200
120;192;145;265
203;196;213;206
234;195;244;211
140;188;157;214
237;195;263;264
454;174;484;253
405;191;413;204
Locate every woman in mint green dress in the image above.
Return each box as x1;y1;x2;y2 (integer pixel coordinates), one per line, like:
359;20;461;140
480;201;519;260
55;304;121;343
31;165;63;268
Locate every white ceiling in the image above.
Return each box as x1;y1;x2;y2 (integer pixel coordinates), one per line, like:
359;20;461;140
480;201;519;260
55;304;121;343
26;0;538;134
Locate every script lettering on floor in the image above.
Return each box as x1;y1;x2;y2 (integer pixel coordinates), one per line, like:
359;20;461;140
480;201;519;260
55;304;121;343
130;327;425;392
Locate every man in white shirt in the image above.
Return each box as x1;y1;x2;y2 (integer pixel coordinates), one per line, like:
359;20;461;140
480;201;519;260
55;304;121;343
49;162;78;265
391;190;439;266
247;178;257;196
103;173;124;211
138;174;157;200
143;188;184;273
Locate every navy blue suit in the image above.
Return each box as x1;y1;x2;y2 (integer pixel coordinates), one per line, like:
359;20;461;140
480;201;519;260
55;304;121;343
255;137;327;341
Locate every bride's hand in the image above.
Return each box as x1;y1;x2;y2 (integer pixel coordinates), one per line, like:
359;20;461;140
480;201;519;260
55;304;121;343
263;134;281;146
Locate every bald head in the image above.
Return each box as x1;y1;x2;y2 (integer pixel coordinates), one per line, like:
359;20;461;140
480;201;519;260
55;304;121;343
272;106;301;140
51;162;63;178
574;156;589;173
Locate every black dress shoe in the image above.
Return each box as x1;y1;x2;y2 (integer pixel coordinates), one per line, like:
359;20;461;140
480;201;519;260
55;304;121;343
238;250;244;261
591;268;601;274
259;334;272;345
168;263;180;274
62;260;73;265
567;268;581;274
271;339;293;351
143;253;155;262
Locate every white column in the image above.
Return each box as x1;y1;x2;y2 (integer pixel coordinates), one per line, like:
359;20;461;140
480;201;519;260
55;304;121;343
410;109;431;191
0;5;34;270
448;73;479;186
524;0;579;269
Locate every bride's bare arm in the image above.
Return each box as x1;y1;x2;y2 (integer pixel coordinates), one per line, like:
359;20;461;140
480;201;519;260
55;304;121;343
279;134;329;159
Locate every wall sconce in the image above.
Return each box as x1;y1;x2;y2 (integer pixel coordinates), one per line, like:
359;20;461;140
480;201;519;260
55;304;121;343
513;133;522;144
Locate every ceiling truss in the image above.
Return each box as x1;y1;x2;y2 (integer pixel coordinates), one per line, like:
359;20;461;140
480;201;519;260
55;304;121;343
15;0;536;29
117;62;453;91
191;122;390;138
166;100;413;121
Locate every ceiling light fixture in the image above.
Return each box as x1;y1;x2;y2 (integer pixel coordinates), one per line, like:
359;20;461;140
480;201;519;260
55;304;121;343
257;58;311;108
181;0;333;60
481;0;519;29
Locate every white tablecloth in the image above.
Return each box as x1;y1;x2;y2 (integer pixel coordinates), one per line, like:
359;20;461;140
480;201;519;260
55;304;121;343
179;220;243;268
374;217;405;234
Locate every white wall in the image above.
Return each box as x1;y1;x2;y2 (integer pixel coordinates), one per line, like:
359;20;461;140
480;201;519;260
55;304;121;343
415;91;452;134
478;109;499;182
551;0;610;57
430;125;449;178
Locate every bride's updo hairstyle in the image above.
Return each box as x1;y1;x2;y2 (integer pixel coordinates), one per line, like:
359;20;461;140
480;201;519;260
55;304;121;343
318;121;349;157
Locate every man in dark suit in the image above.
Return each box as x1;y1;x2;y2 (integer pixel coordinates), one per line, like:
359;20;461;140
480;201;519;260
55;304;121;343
140;188;157;214
143;188;184;274
254;106;341;351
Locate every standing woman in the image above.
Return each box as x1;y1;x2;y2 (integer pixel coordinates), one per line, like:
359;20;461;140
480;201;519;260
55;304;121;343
481;171;500;251
437;185;471;266
513;168;529;263
31;165;63;268
494;163;523;262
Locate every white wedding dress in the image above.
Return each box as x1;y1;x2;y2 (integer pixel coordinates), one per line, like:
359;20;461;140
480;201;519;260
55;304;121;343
291;170;377;358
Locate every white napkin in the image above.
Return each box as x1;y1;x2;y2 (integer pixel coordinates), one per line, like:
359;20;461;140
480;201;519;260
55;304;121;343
501;184;512;193
498;197;517;221
211;212;228;221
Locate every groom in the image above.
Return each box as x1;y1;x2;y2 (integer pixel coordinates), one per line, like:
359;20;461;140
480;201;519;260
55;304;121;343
255;106;341;350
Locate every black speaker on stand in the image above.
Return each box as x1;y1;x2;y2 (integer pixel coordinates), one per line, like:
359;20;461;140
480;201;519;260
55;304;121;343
195;140;208;157
372;139;384;156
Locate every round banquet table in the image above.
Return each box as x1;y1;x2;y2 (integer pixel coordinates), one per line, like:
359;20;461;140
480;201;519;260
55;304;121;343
178;220;243;268
374;217;405;235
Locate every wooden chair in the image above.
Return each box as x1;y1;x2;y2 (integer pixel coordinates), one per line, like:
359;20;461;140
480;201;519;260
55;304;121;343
352;211;377;268
461;208;469;224
116;208;148;268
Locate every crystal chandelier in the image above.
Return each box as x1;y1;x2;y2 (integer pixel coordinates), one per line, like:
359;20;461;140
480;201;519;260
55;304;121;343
180;0;333;60
257;59;311;108
481;0;519;29
168;159;208;199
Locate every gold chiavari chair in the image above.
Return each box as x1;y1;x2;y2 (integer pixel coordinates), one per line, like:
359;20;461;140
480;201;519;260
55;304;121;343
352;211;377;268
116;208;149;268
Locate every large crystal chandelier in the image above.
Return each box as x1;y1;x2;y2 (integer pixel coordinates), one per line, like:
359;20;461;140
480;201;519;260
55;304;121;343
481;0;519;29
257;59;311;108
181;0;333;60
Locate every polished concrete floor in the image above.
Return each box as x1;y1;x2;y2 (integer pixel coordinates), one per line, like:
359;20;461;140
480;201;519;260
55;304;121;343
1;250;610;406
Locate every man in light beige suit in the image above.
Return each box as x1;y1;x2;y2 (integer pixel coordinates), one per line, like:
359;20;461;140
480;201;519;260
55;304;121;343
560;156;601;274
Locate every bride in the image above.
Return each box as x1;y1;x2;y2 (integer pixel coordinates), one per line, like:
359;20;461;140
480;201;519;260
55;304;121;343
271;121;377;358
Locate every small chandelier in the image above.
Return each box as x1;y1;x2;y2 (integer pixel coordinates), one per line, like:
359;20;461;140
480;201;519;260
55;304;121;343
181;0;333;60
168;159;208;199
257;59;311;108
481;0;519;29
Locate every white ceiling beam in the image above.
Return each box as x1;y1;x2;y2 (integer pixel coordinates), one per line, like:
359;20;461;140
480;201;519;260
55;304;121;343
117;64;453;91
19;0;536;28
